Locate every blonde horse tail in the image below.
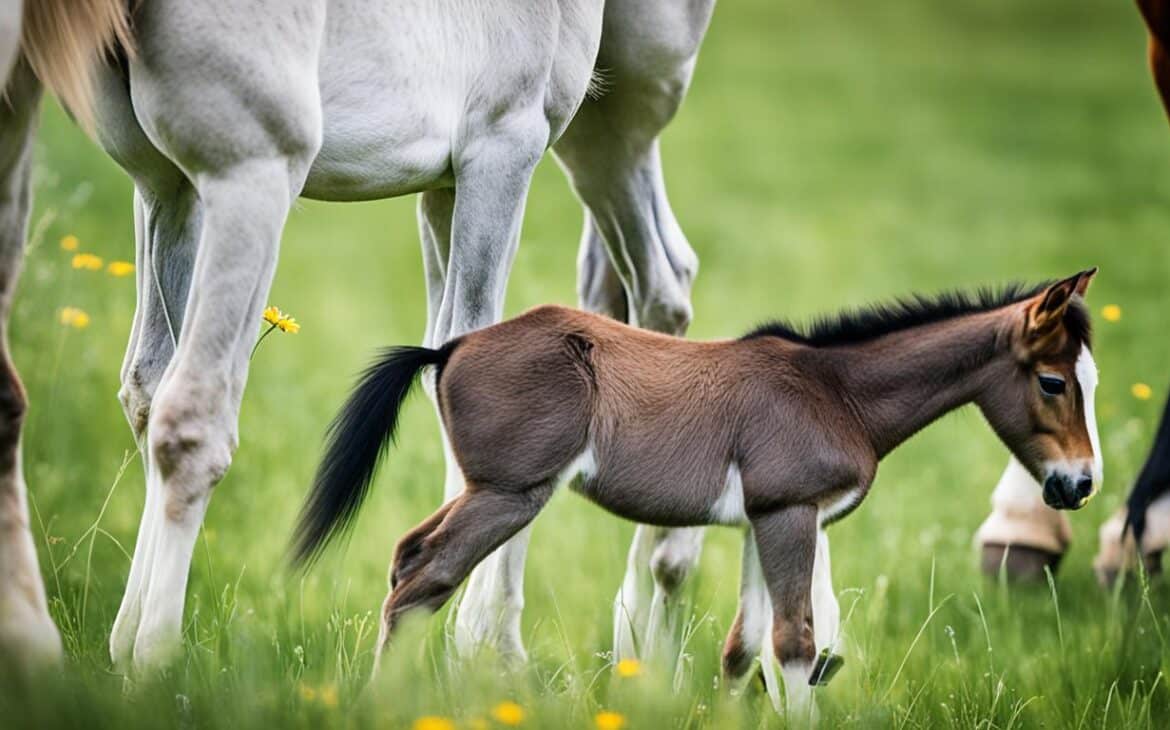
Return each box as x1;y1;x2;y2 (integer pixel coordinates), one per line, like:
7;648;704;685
19;0;134;131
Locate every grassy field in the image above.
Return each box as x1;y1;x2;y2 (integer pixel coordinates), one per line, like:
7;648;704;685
6;0;1170;727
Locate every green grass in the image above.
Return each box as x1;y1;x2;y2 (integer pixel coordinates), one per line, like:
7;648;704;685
5;0;1170;726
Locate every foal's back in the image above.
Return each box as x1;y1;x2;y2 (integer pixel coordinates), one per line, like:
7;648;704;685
439;306;859;525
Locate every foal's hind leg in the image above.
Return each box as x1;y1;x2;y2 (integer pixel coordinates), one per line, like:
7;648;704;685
975;458;1071;581
375;484;554;665
0;62;61;670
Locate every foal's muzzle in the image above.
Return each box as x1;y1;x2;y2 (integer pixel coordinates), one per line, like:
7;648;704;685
1042;471;1094;510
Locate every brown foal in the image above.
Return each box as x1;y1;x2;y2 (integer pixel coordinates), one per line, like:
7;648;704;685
292;268;1099;712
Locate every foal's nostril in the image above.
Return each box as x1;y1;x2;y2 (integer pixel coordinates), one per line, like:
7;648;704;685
1075;475;1093;499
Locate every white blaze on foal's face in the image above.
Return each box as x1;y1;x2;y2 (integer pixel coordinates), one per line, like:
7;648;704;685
1028;343;1102;511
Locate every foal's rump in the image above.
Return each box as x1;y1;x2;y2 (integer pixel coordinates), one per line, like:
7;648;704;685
439;306;597;490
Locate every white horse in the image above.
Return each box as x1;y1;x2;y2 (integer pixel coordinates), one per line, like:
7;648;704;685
0;0;723;676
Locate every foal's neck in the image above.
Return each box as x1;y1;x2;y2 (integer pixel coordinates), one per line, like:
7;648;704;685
832;309;1014;458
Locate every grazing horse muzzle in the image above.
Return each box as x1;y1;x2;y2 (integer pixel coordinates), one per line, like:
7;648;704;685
1042;468;1094;510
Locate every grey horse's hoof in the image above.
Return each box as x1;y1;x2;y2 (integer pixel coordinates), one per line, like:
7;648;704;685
980;543;1063;581
1095;550;1163;588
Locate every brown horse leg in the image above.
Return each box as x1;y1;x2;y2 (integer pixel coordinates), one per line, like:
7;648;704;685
751;505;818;717
374;483;554;664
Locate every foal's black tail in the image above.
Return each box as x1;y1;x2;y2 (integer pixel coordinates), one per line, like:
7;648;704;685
1124;387;1170;545
289;342;458;569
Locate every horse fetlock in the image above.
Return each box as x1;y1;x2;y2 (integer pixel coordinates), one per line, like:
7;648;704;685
722;613;758;682
0;606;62;670
638;294;693;337
650;539;700;594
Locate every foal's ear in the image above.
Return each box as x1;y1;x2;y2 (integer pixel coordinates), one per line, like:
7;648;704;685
1025;268;1096;344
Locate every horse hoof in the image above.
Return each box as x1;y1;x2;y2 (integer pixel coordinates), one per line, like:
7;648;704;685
1095;550;1163;588
980;543;1063;581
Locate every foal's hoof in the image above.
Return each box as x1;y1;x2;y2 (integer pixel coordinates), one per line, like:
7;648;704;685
980;543;1063;581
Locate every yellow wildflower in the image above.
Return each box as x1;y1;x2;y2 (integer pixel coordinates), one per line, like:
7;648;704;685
59;307;91;329
60;234;80;251
615;658;642;678
107;260;136;277
262;305;300;333
468;718;490;730
71;253;103;270
1101;304;1121;322
594;711;626;730
1133;383;1154;401
491;701;526;726
412;717;455;730
318;684;339;708
297;682;317;702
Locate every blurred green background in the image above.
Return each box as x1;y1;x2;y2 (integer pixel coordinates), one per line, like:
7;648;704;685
7;0;1170;727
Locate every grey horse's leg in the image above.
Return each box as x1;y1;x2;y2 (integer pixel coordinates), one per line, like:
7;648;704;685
0;1;20;81
76;57;205;670
111;0;324;671
974;458;1071;581
554;0;716;663
107;183;200;669
416;119;547;662
0;59;61;671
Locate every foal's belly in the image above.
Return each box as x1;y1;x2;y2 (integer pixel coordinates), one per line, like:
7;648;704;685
569;447;739;528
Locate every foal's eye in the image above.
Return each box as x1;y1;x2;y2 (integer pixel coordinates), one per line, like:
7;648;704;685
1038;374;1066;396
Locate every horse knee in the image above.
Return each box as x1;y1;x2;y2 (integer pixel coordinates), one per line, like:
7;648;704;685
638;291;693;336
148;389;235;519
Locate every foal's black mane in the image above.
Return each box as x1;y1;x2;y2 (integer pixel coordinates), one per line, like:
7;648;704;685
743;281;1092;348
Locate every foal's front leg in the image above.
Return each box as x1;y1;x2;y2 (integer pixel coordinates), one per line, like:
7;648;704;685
750;505;819;717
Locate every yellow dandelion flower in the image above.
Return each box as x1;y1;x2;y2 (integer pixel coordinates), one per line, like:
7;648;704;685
468;718;490;730
412;716;455;730
318;684;339;708
71;253;104;270
1101;304;1121;322
491;701;526;726
594;711;626;730
297;682;317;702
60;234;80;251
615;658;642;678
1133;383;1154;401
59;307;91;329
262;305;300;333
253;305;301;358
107;260;135;277
277;316;300;334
